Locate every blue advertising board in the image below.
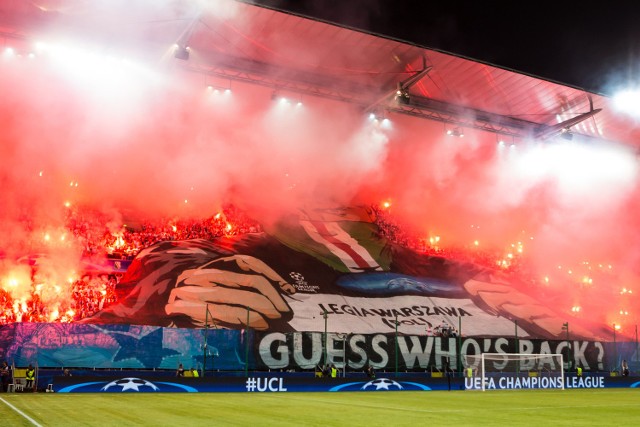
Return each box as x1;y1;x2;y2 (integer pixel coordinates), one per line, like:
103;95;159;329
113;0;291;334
52;374;639;393
53;375;451;393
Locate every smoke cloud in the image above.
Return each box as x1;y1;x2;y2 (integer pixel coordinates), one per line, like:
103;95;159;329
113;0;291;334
0;0;638;335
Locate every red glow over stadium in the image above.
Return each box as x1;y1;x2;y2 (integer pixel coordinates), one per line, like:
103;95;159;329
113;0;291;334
0;1;638;340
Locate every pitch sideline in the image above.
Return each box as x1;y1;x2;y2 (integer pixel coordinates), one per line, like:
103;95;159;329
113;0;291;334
0;396;43;427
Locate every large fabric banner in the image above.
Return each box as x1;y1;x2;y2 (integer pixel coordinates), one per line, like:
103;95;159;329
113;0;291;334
77;207;613;341
0;323;248;370
1;209;634;372
255;332;616;372
1;323;635;372
287;294;518;336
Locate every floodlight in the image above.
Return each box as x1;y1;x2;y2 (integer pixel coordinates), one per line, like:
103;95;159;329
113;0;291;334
174;45;190;61
447;127;464;137
395;88;410;105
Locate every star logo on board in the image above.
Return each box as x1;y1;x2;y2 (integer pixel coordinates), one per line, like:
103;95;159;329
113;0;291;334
361;378;404;391
101;377;159;392
110;328;179;366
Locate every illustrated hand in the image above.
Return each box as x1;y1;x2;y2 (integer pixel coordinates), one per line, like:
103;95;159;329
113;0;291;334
165;254;296;330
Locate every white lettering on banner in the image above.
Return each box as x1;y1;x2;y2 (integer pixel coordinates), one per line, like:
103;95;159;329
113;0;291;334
287;294;523;336
518;341;534;369
293;333;322;367
495;338;509;354
460;339;481;368
573;341;589;369
593;342;605;371
349;335;368;369
370;335;389;368
258;333;289;368
257;333;606;371
246;377;287;392
397;336;434;368
327;333;346;366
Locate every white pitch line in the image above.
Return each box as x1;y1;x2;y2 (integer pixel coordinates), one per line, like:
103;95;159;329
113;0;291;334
0;396;43;427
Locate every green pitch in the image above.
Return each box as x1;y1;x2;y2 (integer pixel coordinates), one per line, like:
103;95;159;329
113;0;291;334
1;389;638;426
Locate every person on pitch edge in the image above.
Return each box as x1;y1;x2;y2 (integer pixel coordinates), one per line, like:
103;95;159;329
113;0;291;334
621;360;630;377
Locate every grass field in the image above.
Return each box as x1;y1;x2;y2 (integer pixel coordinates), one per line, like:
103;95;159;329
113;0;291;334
1;389;639;426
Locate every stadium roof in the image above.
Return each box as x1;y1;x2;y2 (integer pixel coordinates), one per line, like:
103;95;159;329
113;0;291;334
2;0;639;149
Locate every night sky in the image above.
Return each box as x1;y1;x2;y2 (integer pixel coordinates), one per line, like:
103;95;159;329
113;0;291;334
254;0;640;96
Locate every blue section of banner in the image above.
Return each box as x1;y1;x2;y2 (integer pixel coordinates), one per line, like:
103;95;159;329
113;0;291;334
0;323;250;371
336;273;466;297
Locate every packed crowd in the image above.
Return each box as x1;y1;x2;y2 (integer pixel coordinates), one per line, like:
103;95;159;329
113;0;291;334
426;321;459;338
67;204;263;260
0;204;262;325
371;204;621;324
0;273;119;324
371;204;532;276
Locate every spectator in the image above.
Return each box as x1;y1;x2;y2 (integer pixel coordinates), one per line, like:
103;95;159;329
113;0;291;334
465;365;474;378
322;364;330;378
25;364;35;391
444;357;454;391
330;364;338;378
176;363;185;377
621;360;630;377
0;204;265;326
0;361;10;392
365;364;376;379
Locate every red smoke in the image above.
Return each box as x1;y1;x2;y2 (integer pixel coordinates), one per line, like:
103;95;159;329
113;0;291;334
0;1;638;337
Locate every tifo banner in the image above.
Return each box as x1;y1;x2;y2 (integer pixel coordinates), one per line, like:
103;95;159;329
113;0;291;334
1;323;633;372
76;208;613;341
287;294;518;336
0;323;248;370
82;257;132;273
255;332;612;372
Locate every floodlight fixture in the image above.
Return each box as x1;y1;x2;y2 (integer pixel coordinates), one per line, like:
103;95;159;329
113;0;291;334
174;44;190;60
560;128;573;140
271;91;303;106
368;109;386;122
207;82;232;94
272;91;289;104
395;83;410;105
446;126;464;138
